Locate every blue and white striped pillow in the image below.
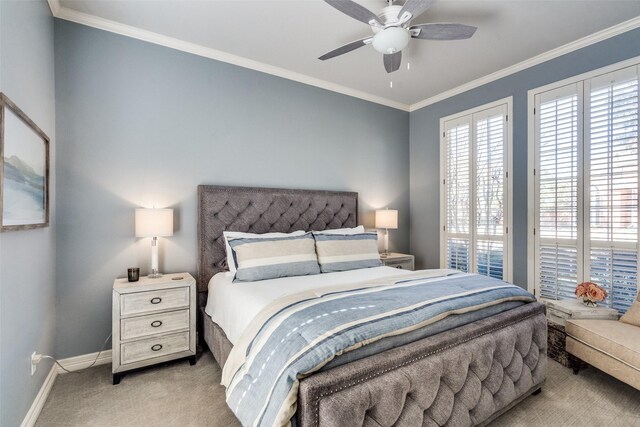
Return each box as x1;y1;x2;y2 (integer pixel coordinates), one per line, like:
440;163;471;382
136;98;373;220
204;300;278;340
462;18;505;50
313;232;382;273
228;233;320;282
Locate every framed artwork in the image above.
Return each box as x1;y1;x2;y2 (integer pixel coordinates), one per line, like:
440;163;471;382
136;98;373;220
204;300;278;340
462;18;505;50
0;93;50;231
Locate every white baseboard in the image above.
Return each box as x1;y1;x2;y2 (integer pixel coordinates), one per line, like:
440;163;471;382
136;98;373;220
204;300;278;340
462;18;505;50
54;349;112;373
20;364;58;427
21;350;113;426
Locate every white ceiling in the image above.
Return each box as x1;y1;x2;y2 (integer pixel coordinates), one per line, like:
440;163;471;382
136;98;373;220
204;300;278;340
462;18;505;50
55;0;640;110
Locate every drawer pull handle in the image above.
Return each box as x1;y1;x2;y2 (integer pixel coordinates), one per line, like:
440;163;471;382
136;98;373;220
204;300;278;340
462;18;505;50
150;297;162;304
151;320;163;328
151;344;163;352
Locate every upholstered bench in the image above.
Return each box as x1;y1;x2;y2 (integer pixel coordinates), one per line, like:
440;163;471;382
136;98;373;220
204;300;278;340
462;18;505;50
566;293;640;391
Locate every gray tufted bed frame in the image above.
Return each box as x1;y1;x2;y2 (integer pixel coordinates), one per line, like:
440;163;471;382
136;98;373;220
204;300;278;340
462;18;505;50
197;185;547;427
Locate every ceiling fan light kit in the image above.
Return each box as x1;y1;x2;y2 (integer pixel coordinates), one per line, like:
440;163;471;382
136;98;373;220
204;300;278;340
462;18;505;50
320;0;477;74
372;27;410;54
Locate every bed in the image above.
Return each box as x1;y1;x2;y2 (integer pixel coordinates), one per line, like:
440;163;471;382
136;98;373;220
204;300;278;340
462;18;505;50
197;185;547;427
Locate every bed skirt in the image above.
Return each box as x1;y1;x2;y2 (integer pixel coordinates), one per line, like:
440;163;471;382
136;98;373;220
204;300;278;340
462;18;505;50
202;302;547;426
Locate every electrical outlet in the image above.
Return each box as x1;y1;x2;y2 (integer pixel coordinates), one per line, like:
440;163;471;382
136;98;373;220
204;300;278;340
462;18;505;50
31;351;40;376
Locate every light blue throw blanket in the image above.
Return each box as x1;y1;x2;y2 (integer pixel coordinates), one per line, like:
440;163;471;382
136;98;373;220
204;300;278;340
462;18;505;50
221;271;536;427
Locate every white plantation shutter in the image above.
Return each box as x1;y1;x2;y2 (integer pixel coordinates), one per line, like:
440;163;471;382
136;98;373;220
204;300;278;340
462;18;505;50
475;107;508;279
586;66;639;312
535;83;583;300
533;64;639;313
445;119;472;272
442;101;510;280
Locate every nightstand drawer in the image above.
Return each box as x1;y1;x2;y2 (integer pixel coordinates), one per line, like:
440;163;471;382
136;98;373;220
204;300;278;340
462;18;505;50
121;309;190;341
384;260;414;270
380;253;415;271
120;331;190;365
120;286;189;316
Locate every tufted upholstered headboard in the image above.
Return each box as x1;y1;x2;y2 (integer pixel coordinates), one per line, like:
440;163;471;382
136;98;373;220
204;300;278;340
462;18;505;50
197;185;358;293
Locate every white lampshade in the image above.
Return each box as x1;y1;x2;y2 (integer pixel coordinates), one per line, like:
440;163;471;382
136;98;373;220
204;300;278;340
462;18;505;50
372;27;410;54
375;209;398;229
135;208;174;237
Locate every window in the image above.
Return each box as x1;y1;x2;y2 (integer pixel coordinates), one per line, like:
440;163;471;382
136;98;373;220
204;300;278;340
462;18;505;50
531;62;639;313
440;98;513;282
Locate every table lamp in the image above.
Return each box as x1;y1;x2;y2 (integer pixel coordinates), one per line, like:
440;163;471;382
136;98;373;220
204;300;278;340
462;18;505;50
375;208;398;256
135;208;173;278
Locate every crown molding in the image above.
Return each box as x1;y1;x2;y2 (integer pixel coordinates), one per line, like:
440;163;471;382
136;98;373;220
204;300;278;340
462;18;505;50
47;0;410;112
47;0;60;16
48;0;640;114
408;14;640;112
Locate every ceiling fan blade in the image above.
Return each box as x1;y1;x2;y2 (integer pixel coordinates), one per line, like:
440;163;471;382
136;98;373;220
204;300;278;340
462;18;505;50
324;0;383;27
319;37;372;60
410;23;477;40
397;0;437;21
383;52;402;73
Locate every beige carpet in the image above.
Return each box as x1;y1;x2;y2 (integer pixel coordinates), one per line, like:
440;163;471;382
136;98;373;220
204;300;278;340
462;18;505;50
36;352;640;426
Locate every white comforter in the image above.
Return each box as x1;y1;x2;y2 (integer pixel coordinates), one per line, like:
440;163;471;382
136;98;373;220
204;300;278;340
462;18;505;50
204;266;414;345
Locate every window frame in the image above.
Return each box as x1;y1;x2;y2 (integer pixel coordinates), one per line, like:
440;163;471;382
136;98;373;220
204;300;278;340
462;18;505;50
527;55;640;300
439;97;514;283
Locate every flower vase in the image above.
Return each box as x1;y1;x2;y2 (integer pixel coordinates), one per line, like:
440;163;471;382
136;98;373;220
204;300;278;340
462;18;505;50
582;299;598;308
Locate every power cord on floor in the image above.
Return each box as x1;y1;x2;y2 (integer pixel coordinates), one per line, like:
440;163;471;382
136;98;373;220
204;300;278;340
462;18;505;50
38;333;112;374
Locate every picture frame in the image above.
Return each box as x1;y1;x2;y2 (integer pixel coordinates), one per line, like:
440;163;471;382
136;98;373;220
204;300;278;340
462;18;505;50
0;93;50;231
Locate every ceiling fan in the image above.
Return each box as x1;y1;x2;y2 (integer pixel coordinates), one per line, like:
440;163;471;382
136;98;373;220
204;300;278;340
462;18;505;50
319;0;477;73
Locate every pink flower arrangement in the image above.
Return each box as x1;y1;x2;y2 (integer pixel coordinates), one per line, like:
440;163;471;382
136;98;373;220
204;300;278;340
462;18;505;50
575;282;607;307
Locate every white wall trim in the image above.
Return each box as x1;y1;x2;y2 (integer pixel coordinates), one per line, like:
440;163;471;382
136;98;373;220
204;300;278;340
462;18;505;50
48;0;640;114
47;0;409;112
527;88;536;296
20;365;58;427
409;15;640;112
526;55;640;99
54;349;112;373
20;350;113;426
46;0;60;16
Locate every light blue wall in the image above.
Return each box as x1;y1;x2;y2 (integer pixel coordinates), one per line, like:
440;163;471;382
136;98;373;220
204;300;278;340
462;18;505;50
410;28;640;289
54;20;410;357
0;1;56;426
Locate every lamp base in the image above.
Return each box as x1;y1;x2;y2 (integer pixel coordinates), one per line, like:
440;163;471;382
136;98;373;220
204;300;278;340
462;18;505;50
148;268;162;279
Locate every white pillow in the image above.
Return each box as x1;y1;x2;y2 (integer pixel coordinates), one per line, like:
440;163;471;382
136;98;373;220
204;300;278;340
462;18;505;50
223;230;306;273
312;225;365;235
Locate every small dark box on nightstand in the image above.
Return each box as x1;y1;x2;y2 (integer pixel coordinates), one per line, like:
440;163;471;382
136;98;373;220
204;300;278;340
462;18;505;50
547;321;573;367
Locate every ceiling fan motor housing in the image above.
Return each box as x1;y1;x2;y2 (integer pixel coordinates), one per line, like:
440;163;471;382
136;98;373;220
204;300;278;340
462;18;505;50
372;5;406;32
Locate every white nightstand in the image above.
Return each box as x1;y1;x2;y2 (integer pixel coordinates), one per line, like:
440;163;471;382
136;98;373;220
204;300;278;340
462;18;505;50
380;253;415;271
112;272;196;384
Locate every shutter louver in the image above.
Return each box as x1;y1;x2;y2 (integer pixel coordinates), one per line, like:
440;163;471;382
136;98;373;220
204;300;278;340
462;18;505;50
536;88;581;298
476;113;506;279
539;245;578;300
447;238;470;272
445;122;471;272
538;93;579;241
590;248;637;312
476;240;504;279
588;72;639;312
